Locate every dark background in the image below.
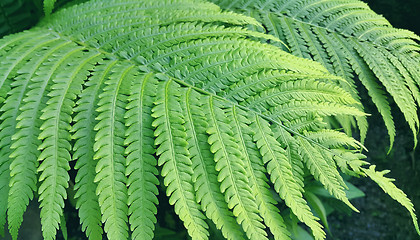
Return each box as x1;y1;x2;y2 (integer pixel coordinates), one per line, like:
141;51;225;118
364;0;419;35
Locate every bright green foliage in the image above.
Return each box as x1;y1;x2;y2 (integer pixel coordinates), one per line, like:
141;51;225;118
235;110;290;240
253;116;324;239
153;79;210;239
72;59;111;239
212;0;420;146
0;0;418;240
125;72;160;240
183;89;245;240
206;98;268;240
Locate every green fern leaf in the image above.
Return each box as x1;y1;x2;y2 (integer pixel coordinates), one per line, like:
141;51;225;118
297;137;357;212
152;78;209;240
124;72;160;240
232;109;290;240
0;32;63;237
43;0;57;16
71;60;116;239
1;0;417;239
7;38;69;240
206;97;267;240
328;32;395;146
311;27;367;141
182;89;244;240
253;116;324;240
212;0;420;146
351;40;419;145
93;61;132;240
271;124;305;189
38;44;101;240
303;129;364;150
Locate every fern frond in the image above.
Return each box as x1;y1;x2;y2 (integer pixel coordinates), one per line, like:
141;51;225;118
331;149;368;176
351;40;419;144
329;32;395;145
0;31;52;105
268;100;365;123
124;72;159;240
1;0;417;239
212;0;420;145
271;124;305;189
234;110;291;240
93;61;132;240
7;38;70;240
297;137;356;212
304;129;364;150
38;45;101;240
6;40;76;236
206;97;267;240
183;89;244;240
44;0;57;16
72;60;116;239
243;76;359;115
0;32;63;237
152;78;209;240
232;105;290;240
253;116;324;240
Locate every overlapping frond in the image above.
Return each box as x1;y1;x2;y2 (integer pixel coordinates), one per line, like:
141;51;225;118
7;37;70;240
233;109;290;240
207;98;267;240
124;72;159;240
153;79;210;239
182;89;244;240
253;116;324;239
93;61;132;239
37;45;100;240
72;59;114;239
212;0;420;145
0;0;418;240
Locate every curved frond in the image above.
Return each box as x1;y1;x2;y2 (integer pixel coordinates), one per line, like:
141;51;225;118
124;72;159;240
1;32;64;237
297;137;357;212
7;38;69;240
232;108;290;240
37;45;101;240
253;116;324;240
183;89;244;240
152;78;209;240
93;61;132;239
72;59;116;239
0;0;417;240
212;0;420;145
206;97;267;240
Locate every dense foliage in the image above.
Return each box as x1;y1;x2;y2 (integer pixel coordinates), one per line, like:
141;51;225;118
0;0;419;240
